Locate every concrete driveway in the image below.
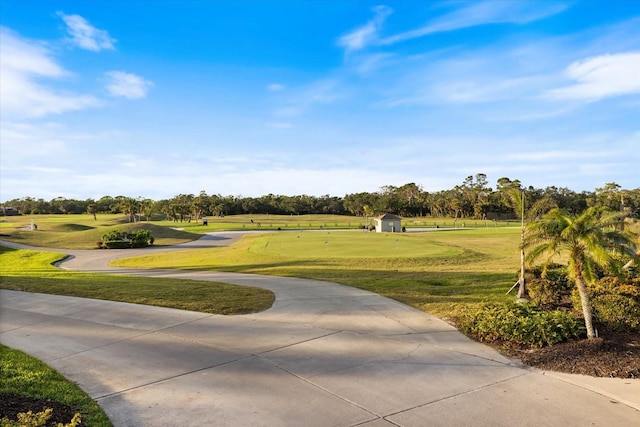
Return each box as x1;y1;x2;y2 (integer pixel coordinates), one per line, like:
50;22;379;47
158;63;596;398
1;234;638;426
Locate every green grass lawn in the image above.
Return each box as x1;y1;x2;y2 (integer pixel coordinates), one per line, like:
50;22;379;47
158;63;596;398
113;228;523;318
0;247;274;314
0;215;203;249
0;344;112;426
0;213;516;249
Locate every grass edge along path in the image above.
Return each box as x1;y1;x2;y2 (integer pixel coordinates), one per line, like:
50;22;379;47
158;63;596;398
0;247;275;315
0;344;112;426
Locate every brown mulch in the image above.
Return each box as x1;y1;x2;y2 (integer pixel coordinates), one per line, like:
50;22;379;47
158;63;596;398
0;394;83;426
509;330;640;379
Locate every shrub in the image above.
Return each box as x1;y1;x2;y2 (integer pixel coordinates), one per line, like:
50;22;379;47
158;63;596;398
101;229;154;249
458;303;585;348
571;276;640;332
525;264;573;306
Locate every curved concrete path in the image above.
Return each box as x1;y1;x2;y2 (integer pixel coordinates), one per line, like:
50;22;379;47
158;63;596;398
1;234;638;426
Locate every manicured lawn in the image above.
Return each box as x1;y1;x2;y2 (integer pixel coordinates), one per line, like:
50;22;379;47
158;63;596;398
0;215;202;249
0;247;274;315
0;344;112;426
113;228;523;318
0;213;516;249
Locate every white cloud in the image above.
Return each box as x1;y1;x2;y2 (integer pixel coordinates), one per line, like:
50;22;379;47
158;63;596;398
58;13;116;51
545;52;640;101
338;5;392;53
105;71;153;99
381;1;569;45
0;27;100;118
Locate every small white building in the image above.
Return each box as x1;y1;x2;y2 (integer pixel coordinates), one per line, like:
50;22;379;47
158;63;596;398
375;213;402;233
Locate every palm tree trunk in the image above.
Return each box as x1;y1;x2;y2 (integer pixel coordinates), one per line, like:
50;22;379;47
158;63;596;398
575;272;596;338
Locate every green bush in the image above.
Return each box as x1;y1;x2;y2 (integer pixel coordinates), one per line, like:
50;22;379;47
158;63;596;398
572;276;640;332
458;303;585;348
101;229;154;249
525;264;573;306
102;240;131;249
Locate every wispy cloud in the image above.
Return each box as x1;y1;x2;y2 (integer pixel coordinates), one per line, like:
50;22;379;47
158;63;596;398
58;12;116;51
271;79;342;119
267;83;285;91
338;5;392;53
544;51;640;101
105;71;153;99
380;1;569;45
0;27;100;118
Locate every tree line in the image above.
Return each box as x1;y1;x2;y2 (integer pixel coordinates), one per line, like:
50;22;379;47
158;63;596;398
2;174;639;221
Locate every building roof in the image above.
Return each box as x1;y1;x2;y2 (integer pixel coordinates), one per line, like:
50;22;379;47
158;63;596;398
376;213;401;220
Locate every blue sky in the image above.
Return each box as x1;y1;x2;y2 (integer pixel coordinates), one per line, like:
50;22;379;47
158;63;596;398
1;1;638;201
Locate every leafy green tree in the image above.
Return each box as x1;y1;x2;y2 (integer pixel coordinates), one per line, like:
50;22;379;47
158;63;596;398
594;182;622;211
523;207;638;338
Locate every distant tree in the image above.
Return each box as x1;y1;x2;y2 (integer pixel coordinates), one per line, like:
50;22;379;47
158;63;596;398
96;196;117;213
168;194;194;222
87;203;97;220
523;207;638;338
140;198;157;222
192;191;210;220
594;182;622;211
119;197;140;223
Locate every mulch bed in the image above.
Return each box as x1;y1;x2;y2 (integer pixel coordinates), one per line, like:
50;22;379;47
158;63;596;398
509;330;640;379
0;394;83;426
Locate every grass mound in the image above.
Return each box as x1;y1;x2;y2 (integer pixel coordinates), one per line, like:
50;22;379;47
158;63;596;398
49;223;95;232
0;219;203;249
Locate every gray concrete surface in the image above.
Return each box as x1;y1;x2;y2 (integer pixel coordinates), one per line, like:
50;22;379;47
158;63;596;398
1;234;639;426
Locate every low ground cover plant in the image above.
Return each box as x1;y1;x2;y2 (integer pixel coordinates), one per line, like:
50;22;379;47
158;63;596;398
572;276;640;332
0;345;111;426
458;303;585;348
1;408;81;427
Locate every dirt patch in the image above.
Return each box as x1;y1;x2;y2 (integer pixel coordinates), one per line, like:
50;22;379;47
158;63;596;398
0;394;83;426
509;330;640;379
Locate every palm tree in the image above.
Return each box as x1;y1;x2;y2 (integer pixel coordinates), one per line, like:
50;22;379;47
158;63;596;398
522;207;638;338
119;197;140;223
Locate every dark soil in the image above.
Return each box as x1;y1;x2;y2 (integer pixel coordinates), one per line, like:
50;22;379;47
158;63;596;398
509;329;640;379
0;394;83;426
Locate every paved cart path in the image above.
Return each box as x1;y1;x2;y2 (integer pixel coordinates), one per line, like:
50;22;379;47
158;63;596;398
1;234;638;426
